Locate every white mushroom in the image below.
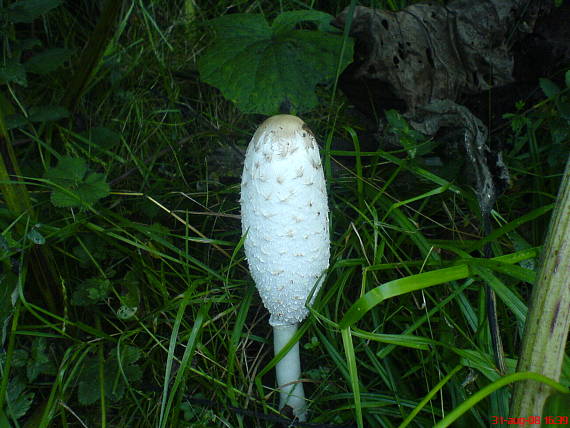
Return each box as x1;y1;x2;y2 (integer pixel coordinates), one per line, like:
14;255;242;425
240;115;330;421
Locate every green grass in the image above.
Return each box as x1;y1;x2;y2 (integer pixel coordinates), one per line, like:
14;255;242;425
0;1;569;427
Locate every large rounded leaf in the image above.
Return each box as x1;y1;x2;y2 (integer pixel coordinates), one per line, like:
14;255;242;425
198;11;353;115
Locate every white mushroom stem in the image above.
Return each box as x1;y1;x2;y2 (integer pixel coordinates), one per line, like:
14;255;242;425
273;323;306;421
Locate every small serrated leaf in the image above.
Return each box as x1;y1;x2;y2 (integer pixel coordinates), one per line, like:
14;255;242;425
121;345;142;365
77;358;99;405
50;188;81;208
24;337;55;382
45;156;86;183
24;48;72;74
10;350;29;368
77;172;110;204
6;377;35;419
122;364;142;384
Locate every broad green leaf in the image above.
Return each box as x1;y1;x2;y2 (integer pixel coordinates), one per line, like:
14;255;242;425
12;38;41;53
565;69;570;89
0;58;27;86
3;103;66;130
28;105;69;122
44;156;110;208
385;109;408;130
540;78;561;98
1;0;61;23
24;48;72;74
198;12;353;115
271;10;336;34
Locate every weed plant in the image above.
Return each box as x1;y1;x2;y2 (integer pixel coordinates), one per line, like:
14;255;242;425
0;1;568;427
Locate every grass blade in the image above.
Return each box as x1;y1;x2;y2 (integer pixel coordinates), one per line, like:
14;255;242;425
339;265;470;328
341;327;363;428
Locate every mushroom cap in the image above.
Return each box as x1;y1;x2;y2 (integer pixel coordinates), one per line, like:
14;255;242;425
241;115;330;326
